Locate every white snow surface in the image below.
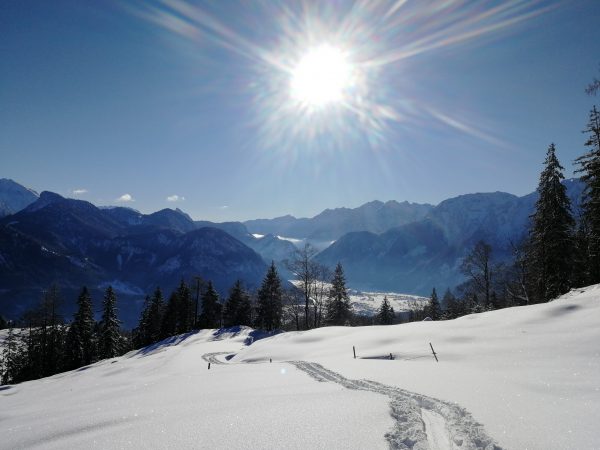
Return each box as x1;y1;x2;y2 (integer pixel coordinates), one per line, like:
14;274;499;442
348;290;429;316
234;285;600;449
0;328;390;450
2;285;600;449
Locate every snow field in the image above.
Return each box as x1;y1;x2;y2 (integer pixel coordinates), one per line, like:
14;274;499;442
2;285;600;449
0;329;391;450
234;285;600;449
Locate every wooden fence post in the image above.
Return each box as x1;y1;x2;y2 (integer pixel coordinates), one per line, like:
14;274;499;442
353;346;356;359
429;342;438;362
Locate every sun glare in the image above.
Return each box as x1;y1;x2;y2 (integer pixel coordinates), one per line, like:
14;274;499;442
290;45;354;109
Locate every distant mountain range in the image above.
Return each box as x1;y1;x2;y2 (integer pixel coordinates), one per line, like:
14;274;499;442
244;200;434;241
0;177;586;324
316;179;584;294
0;186;288;326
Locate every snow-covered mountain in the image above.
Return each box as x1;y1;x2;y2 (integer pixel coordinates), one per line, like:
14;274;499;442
0;178;39;217
0;192;268;325
317;179;585;295
2;284;598;449
244;200;434;241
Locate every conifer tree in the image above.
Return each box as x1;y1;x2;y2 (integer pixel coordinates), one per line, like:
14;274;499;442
223;280;252;327
442;289;459;319
175;280;194;333
199;281;221;329
134;295;151;348
326;263;352;326
529;144;575;302
427;288;442;320
146;287;164;343
37;285;65;377
256;263;283;331
64;287;95;369
98;286;122;359
575;106;600;283
161;291;178;339
377;297;395;325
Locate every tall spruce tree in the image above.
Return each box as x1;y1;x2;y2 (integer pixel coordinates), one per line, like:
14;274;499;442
146;287;164;343
326;263;352;326
134;295;152;348
427;288;442;320
377;297;395;325
256;262;283;331
175;280;194;334
223;280;252;327
529;144;575;302
199;281;221;329
575;106;600;283
64;287;95;369
98;286;122;359
161;291;178;339
442;289;460;319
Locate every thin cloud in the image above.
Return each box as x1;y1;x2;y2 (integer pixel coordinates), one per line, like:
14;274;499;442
72;189;88;195
219;205;229;209
116;193;134;202
167;194;185;202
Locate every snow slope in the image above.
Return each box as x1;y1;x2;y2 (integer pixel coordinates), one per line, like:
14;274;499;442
2;285;600;449
234;285;600;449
0;328;391;450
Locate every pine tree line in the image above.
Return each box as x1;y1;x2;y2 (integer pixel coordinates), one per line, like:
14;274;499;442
1;285;127;385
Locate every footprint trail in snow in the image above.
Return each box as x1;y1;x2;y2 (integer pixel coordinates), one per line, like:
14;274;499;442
288;361;501;450
202;353;502;450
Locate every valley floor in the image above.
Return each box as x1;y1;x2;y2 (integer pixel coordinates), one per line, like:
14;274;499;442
2;285;600;449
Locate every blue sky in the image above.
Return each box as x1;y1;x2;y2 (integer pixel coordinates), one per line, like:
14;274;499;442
1;0;599;221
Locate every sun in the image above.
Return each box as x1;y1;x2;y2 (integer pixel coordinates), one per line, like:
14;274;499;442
290;44;354;109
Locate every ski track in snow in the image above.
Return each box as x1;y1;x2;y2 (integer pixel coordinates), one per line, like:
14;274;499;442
201;352;233;365
422;408;452;450
288;361;501;450
202;353;501;449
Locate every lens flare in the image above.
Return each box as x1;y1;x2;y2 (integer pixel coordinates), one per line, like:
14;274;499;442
290;45;355;109
130;0;554;151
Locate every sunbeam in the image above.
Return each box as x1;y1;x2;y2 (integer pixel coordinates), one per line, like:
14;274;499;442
130;0;554;150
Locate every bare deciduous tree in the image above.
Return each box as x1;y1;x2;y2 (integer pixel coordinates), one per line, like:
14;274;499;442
460;240;493;307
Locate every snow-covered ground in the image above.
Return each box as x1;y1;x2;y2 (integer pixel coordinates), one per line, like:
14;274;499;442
289;280;428;316
348;289;428;316
2;285;600;449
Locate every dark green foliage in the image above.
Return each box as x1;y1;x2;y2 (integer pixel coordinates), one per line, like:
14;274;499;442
377;297;395;325
98;286;122;359
326;263;352;326
146;287;165;343
572;222;591;288
528;144;575;302
37;285;66;376
199;281;222;329
175;280;194;334
425;288;442;320
223;280;252;328
134;289;165;348
442;289;461;319
0;315;7;330
256;263;283;331
575;106;600;283
161;292;178;339
64;287;96;369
